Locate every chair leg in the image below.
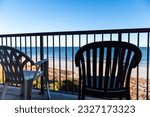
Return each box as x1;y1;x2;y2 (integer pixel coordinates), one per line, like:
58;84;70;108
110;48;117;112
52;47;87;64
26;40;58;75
20;84;24;97
45;79;51;99
24;80;33;100
2;82;9;100
127;93;130;100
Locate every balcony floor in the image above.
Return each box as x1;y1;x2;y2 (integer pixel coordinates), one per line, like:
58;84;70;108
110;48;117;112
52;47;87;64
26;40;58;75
0;85;78;100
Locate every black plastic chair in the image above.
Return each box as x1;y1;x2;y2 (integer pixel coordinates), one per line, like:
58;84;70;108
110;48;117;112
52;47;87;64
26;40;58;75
0;46;51;100
75;41;142;100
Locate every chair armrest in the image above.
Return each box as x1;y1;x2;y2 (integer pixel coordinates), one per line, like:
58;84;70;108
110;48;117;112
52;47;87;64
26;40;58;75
33;59;48;74
34;59;48;66
32;59;49;80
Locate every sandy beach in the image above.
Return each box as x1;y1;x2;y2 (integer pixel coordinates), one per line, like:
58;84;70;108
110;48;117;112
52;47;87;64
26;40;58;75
48;59;150;78
48;59;150;100
0;59;149;100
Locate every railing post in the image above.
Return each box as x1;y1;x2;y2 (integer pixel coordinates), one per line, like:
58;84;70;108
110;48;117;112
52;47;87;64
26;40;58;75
118;33;122;41
40;35;44;94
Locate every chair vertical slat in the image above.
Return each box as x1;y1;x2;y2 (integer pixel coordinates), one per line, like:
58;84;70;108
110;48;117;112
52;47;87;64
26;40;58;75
120;50;132;88
110;47;119;89
104;47;111;90
78;65;82;99
81;56;86;99
93;48;97;88
86;49;91;87
99;47;104;89
115;48;126;89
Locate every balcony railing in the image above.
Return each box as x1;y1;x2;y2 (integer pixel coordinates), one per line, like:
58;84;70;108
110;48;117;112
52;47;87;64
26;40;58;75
0;28;150;100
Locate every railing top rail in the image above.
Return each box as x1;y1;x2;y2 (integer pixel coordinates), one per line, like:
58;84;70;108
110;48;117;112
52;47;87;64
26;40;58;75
0;28;150;37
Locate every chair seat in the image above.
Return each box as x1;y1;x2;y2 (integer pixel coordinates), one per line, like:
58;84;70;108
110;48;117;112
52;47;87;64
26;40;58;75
23;70;43;80
85;87;127;98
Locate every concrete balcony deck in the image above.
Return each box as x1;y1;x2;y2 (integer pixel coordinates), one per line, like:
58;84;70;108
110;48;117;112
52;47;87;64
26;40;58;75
0;85;78;100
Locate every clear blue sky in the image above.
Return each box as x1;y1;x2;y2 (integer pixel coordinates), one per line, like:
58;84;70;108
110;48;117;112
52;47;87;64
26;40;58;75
0;0;150;34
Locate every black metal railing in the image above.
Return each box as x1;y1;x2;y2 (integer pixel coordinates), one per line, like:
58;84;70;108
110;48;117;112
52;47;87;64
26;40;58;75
0;28;149;100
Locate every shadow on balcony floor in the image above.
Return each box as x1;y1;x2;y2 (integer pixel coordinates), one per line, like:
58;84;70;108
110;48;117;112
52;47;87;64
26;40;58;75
0;85;78;100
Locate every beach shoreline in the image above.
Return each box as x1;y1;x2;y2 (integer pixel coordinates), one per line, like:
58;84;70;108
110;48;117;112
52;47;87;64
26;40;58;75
47;59;150;79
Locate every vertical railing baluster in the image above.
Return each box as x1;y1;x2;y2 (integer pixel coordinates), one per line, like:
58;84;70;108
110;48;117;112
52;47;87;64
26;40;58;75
20;36;22;51
128;33;130;43
30;36;32;57
6;37;8;46
10;37;12;47
102;33;104;41
1;37;4;84
47;35;49;59
1;37;3;45
35;36;38;62
65;35;68;92
25;36;27;70
15;36;17;49
137;32;140;100
118;33;122;41
72;35;74;93
30;36;32;70
147;32;149;100
94;34;96;42
35;36;38;88
25;36;27;54
86;34;88;44
46;35;49;88
79;34;81;48
52;35;55;91
110;33;112;41
40;35;44;93
59;35;61;91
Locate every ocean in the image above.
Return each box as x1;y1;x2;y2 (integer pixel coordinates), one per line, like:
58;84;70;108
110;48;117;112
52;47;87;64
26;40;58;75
18;47;149;65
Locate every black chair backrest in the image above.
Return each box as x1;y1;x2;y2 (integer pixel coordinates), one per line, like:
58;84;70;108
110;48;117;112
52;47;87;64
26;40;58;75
0;46;34;83
75;41;142;99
